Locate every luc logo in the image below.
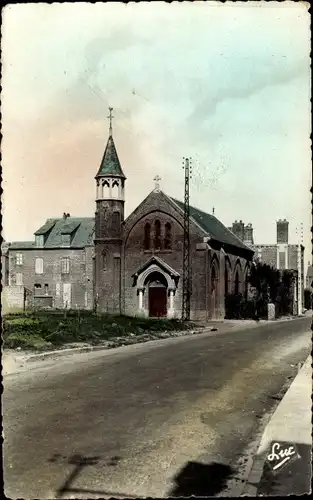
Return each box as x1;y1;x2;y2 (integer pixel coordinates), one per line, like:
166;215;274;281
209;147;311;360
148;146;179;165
266;441;300;473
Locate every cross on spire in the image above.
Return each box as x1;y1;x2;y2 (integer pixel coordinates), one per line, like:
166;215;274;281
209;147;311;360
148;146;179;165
153;175;161;191
108;107;114;136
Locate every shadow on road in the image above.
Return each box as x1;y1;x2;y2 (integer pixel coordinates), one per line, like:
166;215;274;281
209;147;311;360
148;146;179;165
169;460;236;497
49;453;139;498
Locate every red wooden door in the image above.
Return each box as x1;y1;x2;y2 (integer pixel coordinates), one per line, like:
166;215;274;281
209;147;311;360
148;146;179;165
149;287;167;317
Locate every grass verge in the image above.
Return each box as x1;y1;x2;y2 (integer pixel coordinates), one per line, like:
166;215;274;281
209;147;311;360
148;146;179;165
2;310;195;351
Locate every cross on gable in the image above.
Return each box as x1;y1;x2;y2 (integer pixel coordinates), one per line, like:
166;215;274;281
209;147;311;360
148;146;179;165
153;175;161;191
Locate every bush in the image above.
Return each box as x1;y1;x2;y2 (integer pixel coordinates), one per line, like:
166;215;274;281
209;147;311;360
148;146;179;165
225;293;257;320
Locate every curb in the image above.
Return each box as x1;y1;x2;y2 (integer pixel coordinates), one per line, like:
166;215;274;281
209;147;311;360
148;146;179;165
241;354;312;497
25;344;112;363
19;321;274;363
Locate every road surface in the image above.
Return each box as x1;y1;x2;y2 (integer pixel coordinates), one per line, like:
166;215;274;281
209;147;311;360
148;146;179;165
3;317;311;498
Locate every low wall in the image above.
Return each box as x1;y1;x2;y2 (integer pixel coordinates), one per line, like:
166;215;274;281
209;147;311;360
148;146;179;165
2;285;33;313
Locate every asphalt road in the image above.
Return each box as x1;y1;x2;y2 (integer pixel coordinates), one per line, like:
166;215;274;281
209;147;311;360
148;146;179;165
3;317;311;499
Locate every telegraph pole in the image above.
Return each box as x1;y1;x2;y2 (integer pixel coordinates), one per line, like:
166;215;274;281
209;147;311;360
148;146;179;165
296;223;304;316
182;157;192;321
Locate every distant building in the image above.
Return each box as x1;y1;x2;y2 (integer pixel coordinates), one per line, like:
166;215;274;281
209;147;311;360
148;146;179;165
227;221;254;246
306;262;313;288
228;218;305;310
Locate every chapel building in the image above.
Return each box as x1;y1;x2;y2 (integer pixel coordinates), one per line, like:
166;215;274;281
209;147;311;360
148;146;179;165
94;116;254;321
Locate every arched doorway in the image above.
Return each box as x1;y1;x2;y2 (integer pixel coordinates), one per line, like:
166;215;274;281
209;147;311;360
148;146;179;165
144;271;168;317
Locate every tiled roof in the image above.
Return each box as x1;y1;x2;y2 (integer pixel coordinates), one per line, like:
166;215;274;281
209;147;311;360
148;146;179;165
44;218;95;248
34;219;57;235
171;197;253;252
9;218;95;250
95;135;126;179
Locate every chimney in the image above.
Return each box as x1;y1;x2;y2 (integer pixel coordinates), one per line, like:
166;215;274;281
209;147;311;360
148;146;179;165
244;223;254;245
276;219;289;244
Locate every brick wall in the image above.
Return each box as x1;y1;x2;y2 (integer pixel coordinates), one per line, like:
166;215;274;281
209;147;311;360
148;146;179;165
122;191;208;320
250;244;277;268
8;247;93;309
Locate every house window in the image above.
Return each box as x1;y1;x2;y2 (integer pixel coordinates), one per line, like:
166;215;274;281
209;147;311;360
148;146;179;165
154;220;161;250
35;257;43;274
44;284;49;295
16;253;23;265
16;273;23;285
61;234;71;247
144;223;151;250
55;283;61;297
164;222;172;250
34;284;42;295
61;257;70;274
36;235;44;247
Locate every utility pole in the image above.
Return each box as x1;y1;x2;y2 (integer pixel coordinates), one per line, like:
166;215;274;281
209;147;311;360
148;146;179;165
182;157;192;321
296;223;304;316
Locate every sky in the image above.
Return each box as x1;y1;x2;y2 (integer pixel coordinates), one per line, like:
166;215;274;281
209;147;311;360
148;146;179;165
1;1;311;264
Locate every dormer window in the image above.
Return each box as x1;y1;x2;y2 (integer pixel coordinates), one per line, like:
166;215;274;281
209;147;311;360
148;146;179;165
36;235;44;247
61;234;71;247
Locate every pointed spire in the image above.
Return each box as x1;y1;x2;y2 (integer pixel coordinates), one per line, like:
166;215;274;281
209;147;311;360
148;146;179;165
95;107;126;179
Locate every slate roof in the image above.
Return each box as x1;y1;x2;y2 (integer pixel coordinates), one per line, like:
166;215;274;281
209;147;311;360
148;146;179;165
171;197;253;252
10;218;95;250
95;134;126;179
9;241;36;249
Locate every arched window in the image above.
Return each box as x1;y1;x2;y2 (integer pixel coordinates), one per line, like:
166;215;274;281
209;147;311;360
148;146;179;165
244;276;248;299
102;179;110;198
112;179;119;198
112;211;120;228
102;250;107;270
244;268;249;299
211;265;218;293
234;270;240;295
144;223;151;250
164;222;172;250
225;266;229;296
154;220;161;250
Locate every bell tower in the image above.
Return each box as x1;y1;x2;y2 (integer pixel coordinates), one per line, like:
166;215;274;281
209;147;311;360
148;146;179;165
94;108;126;313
